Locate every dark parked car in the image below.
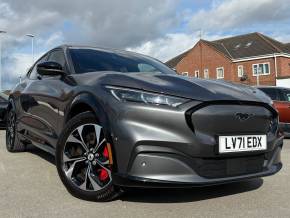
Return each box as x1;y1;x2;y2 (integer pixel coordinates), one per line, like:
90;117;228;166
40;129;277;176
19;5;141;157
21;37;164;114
7;45;283;201
0;92;9;128
258;86;290;137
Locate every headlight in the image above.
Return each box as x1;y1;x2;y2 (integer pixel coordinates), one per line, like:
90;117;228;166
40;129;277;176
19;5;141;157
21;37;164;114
106;86;188;107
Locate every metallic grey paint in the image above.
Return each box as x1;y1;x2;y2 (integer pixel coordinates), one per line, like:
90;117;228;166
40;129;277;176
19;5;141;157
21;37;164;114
9;45;283;187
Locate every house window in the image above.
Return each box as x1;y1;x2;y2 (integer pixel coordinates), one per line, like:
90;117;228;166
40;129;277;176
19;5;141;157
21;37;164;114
204;69;209;79
238;65;244;77
182;72;189;76
253;63;270;76
195;70;199;78
216;67;224;79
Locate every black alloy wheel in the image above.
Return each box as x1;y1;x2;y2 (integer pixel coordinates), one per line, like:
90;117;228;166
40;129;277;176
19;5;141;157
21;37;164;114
56;112;121;201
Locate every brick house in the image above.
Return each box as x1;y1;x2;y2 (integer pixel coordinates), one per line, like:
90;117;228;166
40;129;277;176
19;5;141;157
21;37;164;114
166;32;290;86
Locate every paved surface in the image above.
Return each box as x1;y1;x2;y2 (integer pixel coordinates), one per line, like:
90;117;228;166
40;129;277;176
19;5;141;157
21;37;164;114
0;130;289;218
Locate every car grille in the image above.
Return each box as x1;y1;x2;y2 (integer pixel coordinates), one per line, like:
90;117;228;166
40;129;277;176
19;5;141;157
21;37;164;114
189;103;276;136
193;155;265;178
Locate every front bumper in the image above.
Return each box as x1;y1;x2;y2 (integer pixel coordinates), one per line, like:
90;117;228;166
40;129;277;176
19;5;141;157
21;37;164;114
113;142;282;187
106;99;283;187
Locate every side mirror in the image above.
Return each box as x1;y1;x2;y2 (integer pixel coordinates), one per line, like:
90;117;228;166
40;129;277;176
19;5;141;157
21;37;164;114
37;61;64;76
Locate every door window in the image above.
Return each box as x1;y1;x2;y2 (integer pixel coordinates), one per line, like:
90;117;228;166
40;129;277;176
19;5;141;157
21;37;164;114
281;90;290;102
47;50;66;68
28;55;48;79
137;63;158;72
259;88;280;101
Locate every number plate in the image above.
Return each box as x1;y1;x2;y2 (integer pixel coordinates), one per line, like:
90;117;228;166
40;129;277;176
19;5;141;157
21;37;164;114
219;135;267;153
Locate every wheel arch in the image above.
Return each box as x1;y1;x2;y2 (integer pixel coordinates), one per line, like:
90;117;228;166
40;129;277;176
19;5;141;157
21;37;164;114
66;93;106;123
65;92;112;142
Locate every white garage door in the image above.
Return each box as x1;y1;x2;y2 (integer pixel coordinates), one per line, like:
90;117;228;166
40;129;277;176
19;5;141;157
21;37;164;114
276;78;290;88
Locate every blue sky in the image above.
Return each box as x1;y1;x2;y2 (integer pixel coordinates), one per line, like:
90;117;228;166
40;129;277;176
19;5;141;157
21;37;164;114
1;0;290;90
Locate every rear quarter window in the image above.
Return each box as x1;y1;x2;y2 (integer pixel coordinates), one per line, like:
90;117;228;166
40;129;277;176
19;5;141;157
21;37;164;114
259;88;280;101
281;90;290;102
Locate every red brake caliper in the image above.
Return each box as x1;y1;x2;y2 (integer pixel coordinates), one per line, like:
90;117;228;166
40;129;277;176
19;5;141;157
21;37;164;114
99;169;109;181
98;146;109;181
103;146;109;158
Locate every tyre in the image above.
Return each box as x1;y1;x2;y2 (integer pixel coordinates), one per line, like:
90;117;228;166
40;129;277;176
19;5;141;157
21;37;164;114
56;112;122;201
6;106;26;152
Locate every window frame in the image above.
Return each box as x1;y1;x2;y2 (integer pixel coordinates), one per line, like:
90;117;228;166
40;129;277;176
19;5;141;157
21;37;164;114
182;72;189;77
204;69;209;79
259;88;281;101
26;53;49;80
280;89;290;102
252;62;270;76
194;70;199;78
216;67;224;79
237;65;244;78
47;49;67;69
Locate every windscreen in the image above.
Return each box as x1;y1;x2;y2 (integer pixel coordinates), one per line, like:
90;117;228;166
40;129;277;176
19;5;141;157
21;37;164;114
69;48;175;75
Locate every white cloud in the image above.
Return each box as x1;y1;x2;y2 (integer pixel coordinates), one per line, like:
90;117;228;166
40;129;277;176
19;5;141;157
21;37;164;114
7;53;32;75
0;0;181;89
271;32;290;43
1;0;180;48
0;2;14;19
2;53;36;90
128;32;233;62
188;0;290;32
128;33;197;62
37;31;64;49
1;0;290;90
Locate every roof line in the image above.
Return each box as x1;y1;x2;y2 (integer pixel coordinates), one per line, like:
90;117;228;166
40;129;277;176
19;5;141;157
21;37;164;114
166;39;233;66
212;32;256;43
221;43;233;58
166;48;192;63
256;33;283;53
166;32;290;67
175;43;201;65
201;40;232;60
232;52;290;62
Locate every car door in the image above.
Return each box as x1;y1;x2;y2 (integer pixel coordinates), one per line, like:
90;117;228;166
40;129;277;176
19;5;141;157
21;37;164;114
16;54;51;149
278;89;290;124
0;94;8;127
18;49;69;152
259;88;285;121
